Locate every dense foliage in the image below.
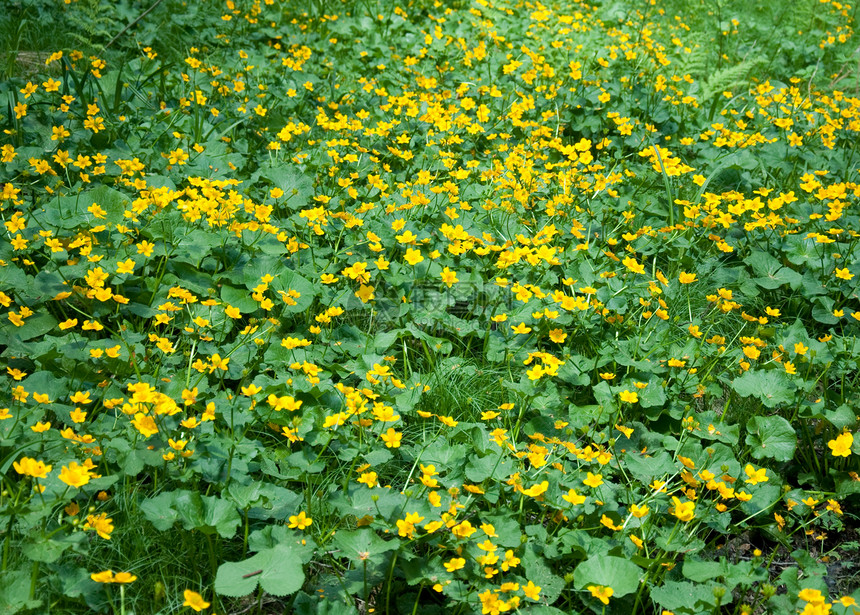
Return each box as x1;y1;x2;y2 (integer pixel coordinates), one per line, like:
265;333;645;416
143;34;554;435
1;0;860;612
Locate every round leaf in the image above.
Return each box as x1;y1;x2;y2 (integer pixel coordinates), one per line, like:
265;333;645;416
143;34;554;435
745;415;796;461
573;555;642;597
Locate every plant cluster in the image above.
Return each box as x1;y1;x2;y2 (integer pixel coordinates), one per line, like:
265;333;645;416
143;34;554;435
1;0;860;613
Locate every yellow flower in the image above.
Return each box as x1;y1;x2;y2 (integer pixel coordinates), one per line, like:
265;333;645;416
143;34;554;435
743;464;768;485
183;590;211;612
522;580;541;600
562;489;586;505
451;520;476;538
526;364;544;380
440;266;458;287
113;572;137;584
396;512;424;538
678;271;697;284
116;259;136;274
834;267;854;280
241;384;262;396
136;240;155;257
629;503;649;518
618;390;638;403
91;570;137;584
444;557;465;572
622;256;645;274
548;328;567;343
521;481;548;497
84;513;114;539
131;413;158;438
671;496;695;521
358;471;378;487
826;499;843;515
13;457;52;478
403;248;424;265
90;570;115;583
59;462;91;488
827;432;853;457
583;472;603;488
588;585;614;605
70;390;92;405
600;514;622;531
742;346;760;360
355;284;375;303
31;421;51;433
288;511;312;530
380;427;402;448
798;588;825;604
209;354;230;372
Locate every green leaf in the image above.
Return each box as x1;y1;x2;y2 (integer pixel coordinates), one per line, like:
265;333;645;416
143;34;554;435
622;449;675;482
731;370;795;408
573;555;642;597
261;166;314;209
522;547;564;603
0;313;58;343
481;514;523;548
214;549;272;598
739;483;781;517
121;449;145;476
332;529;400;565
465;452;516;482
825;405;856;430
140;492;181;531
215;544;305;597
0;569;40;614
85;185;131;226
650;580;718;611
201;495;243;538
291;591;360;615
21;532;81;563
363;449;392;466
637;381;667;409
745;250;802;289
745;415;796;461
682;559;722;582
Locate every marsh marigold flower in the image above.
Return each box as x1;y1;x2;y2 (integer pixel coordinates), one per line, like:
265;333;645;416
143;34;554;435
622;256;645;274
13;457;52;478
380;427;402;448
743;464;768;485
828;432;853;457
84;513;114;539
59;462;91;488
583;472;603;488
91;570;137;584
671;496;695;521
288;511;312;530
396;512;424;538
183;590;211;612
618;390;638;403
588;585;613;605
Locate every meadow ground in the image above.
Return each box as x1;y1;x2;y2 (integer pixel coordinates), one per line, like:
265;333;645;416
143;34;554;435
1;0;860;613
